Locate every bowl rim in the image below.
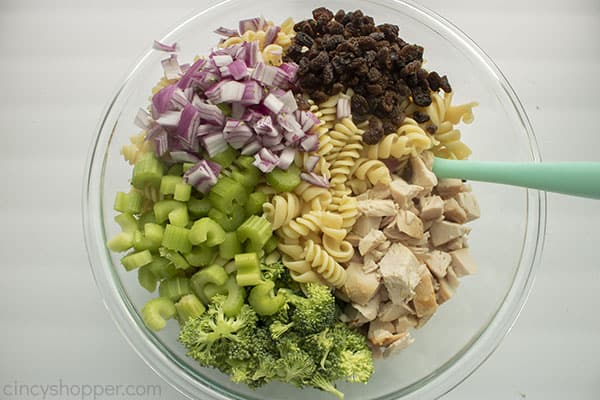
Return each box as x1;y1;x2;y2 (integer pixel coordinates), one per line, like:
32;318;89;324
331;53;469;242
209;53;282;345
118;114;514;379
82;1;546;399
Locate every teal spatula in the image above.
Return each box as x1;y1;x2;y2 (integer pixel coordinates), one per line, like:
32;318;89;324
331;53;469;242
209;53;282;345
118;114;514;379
432;158;600;199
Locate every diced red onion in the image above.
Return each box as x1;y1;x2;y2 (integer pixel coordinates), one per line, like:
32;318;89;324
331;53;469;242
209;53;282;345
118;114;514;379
264;26;281;46
178;57;206;89
240;80;262;105
254;115;278;136
176;103;200;148
153;40;179;52
243;41;259;68
260;134;282;147
205;80;245;104
279;62;299;80
270;143;286;152
231;102;245;120
277;148;296;170
170;87;189;110
304;155;320;172
196;101;225;126
213;54;233;67
196;123;220;137
183;160;221;194
295;110;318;132
200;133;229;157
301;172;329;188
152;84;177;115
223;119;254;149
241;140;261;155
153;130;169;157
251;63;280;86
300;133;319;152
170;151;201;163
196;71;220;91
238;17;266;34
161;54;181;80
277;113;304;141
214;27;239;37
278;90;298;113
145;123;166;141
263;93;284;114
135;108;154;130
226;59;249;80
253;148;279;173
337;96;351;119
156;110;181;128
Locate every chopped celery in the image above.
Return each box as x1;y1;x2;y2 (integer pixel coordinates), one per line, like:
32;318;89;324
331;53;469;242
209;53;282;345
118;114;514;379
263;235;278;255
114;191;143;214
184;245;217;267
208;206;246;232
182;162;195;173
187;197;211;218
235;155;256;170
168;206;189;227
190;264;229;303
147;256;178;280
115;213;138;232
160;248;190;270
167;163;183;176
265;164;301;192
174;182;192;202
231;166;261;190
248;280;286;316
202;283;228;301
133;230;154;251
138;265;158;292
132;153;163;189
189;217;226;247
236;215;273;253
107;231;134;252
175;294;206;323
210;146;238;168
137;211;156;228
160;175;182;195
245;191;267;216
153;200;185;224
159;276;192;302
208;176;248;213
224;260;237;274
162;225;192;253
234;252;262;286
144;223;164;251
141;297;175;331
220;275;246;317
219;232;242;260
121;250;153;271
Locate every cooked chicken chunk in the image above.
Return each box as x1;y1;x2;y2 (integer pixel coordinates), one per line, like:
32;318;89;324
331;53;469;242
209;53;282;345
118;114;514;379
378;301;413;322
430;220;471;247
359;230;388;256
352;215;383;237
410;155;438;194
420;195;444;221
366;183;392;200
456;192;481;222
413;272;438;318
379;243;423;304
420;250;451;279
394;315;418;333
443;197;468;224
436;178;463;198
368;319;405;347
390;178;423;207
342;262;380;306
383;331;415;358
357;199;397;217
450;248;477;277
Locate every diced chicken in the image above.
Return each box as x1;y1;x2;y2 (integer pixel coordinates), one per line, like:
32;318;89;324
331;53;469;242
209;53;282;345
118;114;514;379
429;220;471;247
450;248;477;277
362;256;379;274
378;301;413;322
353;294;381;322
436;276;458;305
343;262;380;305
383;331;415;358
443;198;468;223
439;236;467;252
436;178;463;198
420;250;451;279
359;230;388;256
421;150;435;169
342;303;370;327
390;178;423;207
445;266;460;288
379;285;390;302
345;232;361;247
351;215;383;237
456;192;481;222
379;243;423;304
368;319;405;347
357;199;397;217
420;195;444;221
413;272;438;318
366;183;392;200
394;315;418;332
415;313;434;328
410;155;438;194
396;209;424;239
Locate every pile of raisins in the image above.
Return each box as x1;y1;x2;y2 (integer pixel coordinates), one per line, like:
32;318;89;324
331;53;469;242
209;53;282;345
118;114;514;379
285;7;452;144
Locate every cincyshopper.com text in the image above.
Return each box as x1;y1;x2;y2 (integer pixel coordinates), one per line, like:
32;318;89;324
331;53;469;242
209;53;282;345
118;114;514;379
2;380;162;400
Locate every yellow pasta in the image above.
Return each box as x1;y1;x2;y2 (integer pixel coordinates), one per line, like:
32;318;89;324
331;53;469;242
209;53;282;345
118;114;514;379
262;44;283;66
219;18;296;52
303;240;346;288
121;131;153;165
278;211;323;241
336;196;359;231
364;118;432;160
263;192;302;230
294;181;332;210
351;158;392;186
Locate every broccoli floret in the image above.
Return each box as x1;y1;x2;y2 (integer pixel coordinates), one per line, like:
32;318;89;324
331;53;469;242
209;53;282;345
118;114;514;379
311;372;345;400
261;260;285;282
337;349;374;383
284;283;336;335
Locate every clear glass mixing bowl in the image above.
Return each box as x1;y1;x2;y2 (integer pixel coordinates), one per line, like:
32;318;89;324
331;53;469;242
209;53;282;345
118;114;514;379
83;1;546;399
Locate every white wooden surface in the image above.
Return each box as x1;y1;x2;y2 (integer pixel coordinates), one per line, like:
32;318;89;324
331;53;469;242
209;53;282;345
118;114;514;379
1;0;598;399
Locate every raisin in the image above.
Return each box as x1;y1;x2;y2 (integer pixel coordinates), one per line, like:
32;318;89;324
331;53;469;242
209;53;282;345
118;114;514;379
367;67;382;83
377;23;399;40
351;94;369;115
331;82;345;94
411;86;432;107
322;64;334;85
334;9;346;22
426;71;441;91
353;113;370;124
398;44;423;65
349;58;368;75
300;73;321;90
330;55;346;74
356;36;377;50
412;111;430;123
377;47;391;69
403;60;422;75
297;57;310;75
309;51;329;71
363;128;384;145
380;91;399;113
369;115;384;134
369;31;385;41
313;7;334;21
326;20;344;35
364;50;377;64
312;90;329;104
417;68;429;81
425;124;438;134
294;21;315;37
295;31;315;48
295;94;311;111
382;119;397;134
366;84;384;96
440;75;452;92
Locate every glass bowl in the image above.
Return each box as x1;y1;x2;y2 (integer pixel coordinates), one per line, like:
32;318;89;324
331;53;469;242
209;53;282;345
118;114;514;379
82;0;546;399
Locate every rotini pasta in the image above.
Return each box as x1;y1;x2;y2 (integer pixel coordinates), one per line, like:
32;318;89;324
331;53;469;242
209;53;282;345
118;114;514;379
219;18;296;52
302;240;346;288
121;131;153;165
350;158;392;186
364;118;432;160
294;181;332;210
263;192;302;229
278;211;323;240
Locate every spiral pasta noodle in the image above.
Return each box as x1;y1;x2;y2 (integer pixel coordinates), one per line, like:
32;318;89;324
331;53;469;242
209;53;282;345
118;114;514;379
263;192;302;230
351;158;392;186
278;211;323;241
294;181;332;210
336;196;359;231
302;240;346;288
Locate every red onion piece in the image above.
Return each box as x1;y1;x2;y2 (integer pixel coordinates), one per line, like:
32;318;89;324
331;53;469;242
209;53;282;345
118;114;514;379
178;57;206;89
205;80;245;104
264;26;281;46
301;172;329;188
212;54;233;67
200;133;229;157
153;40;179;52
135;108;153;130
153;130;169;157
161;54;181;80
156;110;181;129
223;119;254;149
214;27;239;37
226;59;249;80
277;147;296;170
176;103;200;148
195;101;225;126
183;160;221;194
263;93;284;114
337;96;351;119
170;151;201;163
241;140;261;156
152;84;177;115
253;148;279;173
300;133;319;152
304;155;320;172
240;80;262;105
277;90;298;113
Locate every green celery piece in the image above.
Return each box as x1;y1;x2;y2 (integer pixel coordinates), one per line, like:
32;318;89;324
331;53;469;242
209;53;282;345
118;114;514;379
248;280;286;316
132;153;163;189
245;191;267;216
168;206;189;228
138;265;158;292
167;163;183;177
208;176;248;213
153;200;185;224
115;213;138;233
234;252;262;286
189;217;226;247
184;245;216;267
190;264;229;304
174;182;192;202
121;250;153;271
137;211;157;228
141;297;176;331
159;248;190;270
182;162;195;173
231;165;261;190
219;232;242;260
158;276;192;302
219;275;246;317
114;191;143;214
202;283;228;301
175;294;206;323
236;215;273;253
265;164;301;192
235;155;256;170
187;197;211;218
162;225;192;253
147;256;178;280
143;223;164;251
160;175;182;195
263;235;278;255
208;206;246;232
210;146;238;168
107;231;134;252
133;230;154;252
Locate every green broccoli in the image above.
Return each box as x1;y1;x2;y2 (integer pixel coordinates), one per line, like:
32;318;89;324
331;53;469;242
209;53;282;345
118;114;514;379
281;283;337;335
311;372;345;400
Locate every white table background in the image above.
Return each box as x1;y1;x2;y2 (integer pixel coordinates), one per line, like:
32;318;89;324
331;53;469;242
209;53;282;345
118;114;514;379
1;0;599;399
